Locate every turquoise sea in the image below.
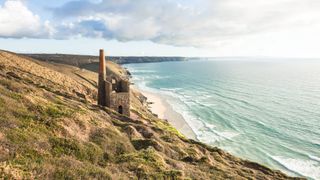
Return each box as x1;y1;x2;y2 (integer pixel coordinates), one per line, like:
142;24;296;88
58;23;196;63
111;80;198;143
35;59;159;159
124;59;320;179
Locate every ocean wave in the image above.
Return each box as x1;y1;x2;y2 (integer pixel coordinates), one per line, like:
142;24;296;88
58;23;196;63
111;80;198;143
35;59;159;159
203;122;216;129
197;128;240;144
271;156;320;180
173;103;239;143
159;88;217;109
127;69;157;73
133;75;169;81
215;130;239;140
309;155;320;163
159;87;183;92
157;85;241;144
202;119;240;141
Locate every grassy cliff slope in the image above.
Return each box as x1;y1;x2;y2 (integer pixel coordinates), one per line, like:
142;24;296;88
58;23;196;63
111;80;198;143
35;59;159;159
0;50;301;179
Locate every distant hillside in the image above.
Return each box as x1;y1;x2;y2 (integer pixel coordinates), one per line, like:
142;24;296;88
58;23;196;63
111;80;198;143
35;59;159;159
22;54;187;66
0;50;301;179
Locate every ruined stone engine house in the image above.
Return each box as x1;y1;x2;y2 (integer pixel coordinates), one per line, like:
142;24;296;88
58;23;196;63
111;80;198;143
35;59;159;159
98;49;130;116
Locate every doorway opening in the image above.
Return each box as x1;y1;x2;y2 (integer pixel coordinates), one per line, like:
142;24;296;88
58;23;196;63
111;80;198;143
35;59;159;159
118;106;123;114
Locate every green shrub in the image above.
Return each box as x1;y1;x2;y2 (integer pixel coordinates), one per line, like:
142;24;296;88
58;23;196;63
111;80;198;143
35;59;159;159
90;128;133;158
117;148;164;170
0;97;4;113
117;148;183;179
131;139;163;152
52;158;112;180
11;148;45;168
49;137;104;165
43;104;74;118
154;120;185;139
6;129;31;144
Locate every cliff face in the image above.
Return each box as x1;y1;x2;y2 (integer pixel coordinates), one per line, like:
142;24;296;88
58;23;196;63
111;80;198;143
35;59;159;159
0;50;300;179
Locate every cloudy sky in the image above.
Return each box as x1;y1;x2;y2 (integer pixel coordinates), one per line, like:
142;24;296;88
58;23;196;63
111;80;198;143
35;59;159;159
0;0;319;57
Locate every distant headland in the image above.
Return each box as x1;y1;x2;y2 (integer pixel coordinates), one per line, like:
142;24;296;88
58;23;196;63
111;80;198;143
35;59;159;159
22;53;188;66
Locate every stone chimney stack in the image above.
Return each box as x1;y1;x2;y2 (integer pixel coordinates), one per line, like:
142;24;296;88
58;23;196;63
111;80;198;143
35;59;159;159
98;49;106;106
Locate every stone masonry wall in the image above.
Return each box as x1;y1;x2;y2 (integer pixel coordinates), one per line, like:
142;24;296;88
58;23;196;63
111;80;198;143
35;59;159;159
110;92;130;116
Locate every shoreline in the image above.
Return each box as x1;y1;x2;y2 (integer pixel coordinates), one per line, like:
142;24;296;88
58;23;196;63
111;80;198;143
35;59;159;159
138;88;197;140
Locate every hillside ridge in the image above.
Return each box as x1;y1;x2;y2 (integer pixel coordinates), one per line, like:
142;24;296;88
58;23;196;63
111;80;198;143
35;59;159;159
22;53;187;66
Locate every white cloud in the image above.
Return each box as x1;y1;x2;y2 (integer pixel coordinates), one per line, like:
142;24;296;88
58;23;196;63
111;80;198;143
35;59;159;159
1;0;320;57
51;0;320;50
0;0;51;38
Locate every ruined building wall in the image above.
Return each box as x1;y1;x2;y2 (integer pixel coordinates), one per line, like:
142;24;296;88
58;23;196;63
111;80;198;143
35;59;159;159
120;80;130;92
110;93;130;116
98;49;130;116
105;81;112;107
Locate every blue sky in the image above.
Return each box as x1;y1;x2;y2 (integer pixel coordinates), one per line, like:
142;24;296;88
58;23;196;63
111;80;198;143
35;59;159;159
0;0;319;57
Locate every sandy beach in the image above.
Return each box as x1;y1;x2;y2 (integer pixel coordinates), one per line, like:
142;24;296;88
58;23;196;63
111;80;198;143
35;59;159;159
140;90;197;140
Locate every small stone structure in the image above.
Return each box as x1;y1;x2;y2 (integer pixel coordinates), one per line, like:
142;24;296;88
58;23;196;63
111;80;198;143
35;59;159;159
98;49;130;116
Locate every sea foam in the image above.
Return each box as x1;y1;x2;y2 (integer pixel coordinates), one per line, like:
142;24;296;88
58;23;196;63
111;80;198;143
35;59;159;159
271;156;320;180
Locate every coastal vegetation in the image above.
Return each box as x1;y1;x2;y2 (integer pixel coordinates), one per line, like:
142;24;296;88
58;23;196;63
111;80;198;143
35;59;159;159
0;50;300;179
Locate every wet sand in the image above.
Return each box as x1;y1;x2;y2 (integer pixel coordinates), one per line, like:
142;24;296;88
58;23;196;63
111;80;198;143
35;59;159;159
141;90;197;140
